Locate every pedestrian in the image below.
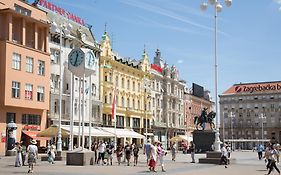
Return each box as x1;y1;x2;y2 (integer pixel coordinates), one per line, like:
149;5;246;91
133;144;139;166
47;143;56;164
15;142;22;167
189;141;196;163
148;141;157;172
257;144;264;160
171;142;176;161
157;141;167;172
144;138;152;165
116;144;123;165
264;143;272;170
27;140;38;173
91;141;98;164
267;144;280;175
124;141;132;166
106;142;114;165
220;143;228;168
21;141;27;166
97;140;106;165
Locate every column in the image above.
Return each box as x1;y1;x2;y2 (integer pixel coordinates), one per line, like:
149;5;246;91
34;23;38;50
22;18;26;46
7;14;12;41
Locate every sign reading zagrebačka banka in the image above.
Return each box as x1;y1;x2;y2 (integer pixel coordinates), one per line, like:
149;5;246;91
38;0;85;26
235;83;281;94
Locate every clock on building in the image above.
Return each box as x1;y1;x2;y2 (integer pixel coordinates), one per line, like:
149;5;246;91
68;48;85;67
85;51;96;70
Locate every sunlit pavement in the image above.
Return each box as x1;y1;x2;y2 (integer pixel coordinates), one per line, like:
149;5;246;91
0;150;272;175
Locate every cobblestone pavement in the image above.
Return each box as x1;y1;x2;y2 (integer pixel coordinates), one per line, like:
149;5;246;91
0;151;274;175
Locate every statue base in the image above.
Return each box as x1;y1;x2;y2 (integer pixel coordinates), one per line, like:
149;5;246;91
199;151;236;164
5;150;16;156
192;130;215;153
66;148;94;166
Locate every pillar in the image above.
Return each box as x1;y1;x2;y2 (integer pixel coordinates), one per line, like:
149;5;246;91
22;18;26;46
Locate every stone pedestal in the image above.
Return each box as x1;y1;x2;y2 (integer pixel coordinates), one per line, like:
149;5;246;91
193;130;215;153
199;151;236;164
5;150;16;156
66;148;94;166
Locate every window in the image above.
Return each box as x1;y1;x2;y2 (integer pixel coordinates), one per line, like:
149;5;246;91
126;117;130;127
109;93;112;104
138;83;140;92
6;113;16;124
91;83;96;96
12;81;20;98
127;80;130;90
127;98;130;108
74;99;78;115
37;86;44;102
25;84;33;100
138;100;140;110
104;95;107;104
38;60;45;75
22;114;41;125
50;49;60;64
12;53;21;70
121;97;124;107
121;78;124;88
132;99;135;109
26;57;33;73
133;81;135;91
133;118;140;128
115;76;119;87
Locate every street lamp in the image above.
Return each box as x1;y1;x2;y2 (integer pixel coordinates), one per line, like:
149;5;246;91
50;21;72;157
259;113;266;144
200;0;232;152
230;111;235;150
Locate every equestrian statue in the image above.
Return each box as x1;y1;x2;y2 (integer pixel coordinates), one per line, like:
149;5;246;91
194;108;216;130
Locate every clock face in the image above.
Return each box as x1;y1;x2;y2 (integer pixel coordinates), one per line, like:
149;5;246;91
69;49;84;67
86;51;95;68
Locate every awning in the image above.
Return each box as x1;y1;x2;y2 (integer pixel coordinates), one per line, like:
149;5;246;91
101;127;145;139
62;125;115;137
144;133;154;136
22;131;51;141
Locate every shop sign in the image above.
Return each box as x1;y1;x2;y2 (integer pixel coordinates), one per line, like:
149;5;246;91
235;83;281;94
38;0;85;26
22;125;40;131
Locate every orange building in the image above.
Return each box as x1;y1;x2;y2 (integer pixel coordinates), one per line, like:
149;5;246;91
0;0;49;155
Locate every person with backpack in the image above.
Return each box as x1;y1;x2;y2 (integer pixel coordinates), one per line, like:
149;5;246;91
133;143;139;166
124;142;132;166
27;140;38;173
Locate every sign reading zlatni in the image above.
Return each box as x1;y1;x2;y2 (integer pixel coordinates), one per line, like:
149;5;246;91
235;83;281;93
38;0;85;26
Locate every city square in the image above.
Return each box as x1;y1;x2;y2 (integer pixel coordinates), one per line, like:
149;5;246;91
0;151;272;175
0;0;281;174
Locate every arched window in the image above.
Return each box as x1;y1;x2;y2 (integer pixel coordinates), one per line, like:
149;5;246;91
121;97;124;107
127;80;130;90
132;99;135;109
121;78;125;88
127;98;130;108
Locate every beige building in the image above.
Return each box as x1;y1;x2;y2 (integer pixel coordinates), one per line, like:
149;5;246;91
100;31;151;145
0;0;49;155
220;81;281;149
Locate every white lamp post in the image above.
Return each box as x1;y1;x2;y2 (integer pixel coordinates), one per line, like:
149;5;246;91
50;21;72;156
230;111;235;150
259;113;266;143
200;0;232;152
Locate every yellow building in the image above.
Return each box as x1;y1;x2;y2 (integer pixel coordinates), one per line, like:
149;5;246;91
100;31;152;145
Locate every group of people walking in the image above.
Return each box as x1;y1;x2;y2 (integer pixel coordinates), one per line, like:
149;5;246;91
262;143;280;175
14;140;38;173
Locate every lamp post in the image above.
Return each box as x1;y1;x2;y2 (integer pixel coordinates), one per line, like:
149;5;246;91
50;21;72;157
200;0;232;152
259;113;266;144
230;111;235;150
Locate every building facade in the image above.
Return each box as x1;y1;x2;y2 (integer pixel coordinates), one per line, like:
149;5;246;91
220;81;281;149
150;49;186;148
40;2;102;148
100;31;152;145
0;0;49;155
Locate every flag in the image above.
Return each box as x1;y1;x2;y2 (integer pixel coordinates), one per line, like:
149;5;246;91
111;91;116;120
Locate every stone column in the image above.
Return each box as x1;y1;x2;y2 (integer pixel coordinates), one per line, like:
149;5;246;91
22;18;26;46
34;23;38;50
7;14;12;41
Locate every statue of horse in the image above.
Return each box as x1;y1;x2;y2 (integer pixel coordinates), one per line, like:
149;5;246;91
194;108;216;130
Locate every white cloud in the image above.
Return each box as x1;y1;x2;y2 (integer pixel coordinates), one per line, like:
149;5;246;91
177;60;183;64
274;0;281;4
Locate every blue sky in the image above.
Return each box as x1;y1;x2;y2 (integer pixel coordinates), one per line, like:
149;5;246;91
45;0;281;98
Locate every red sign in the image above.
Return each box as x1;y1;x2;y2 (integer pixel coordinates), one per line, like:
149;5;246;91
38;0;86;26
22;125;40;131
1;136;6;143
